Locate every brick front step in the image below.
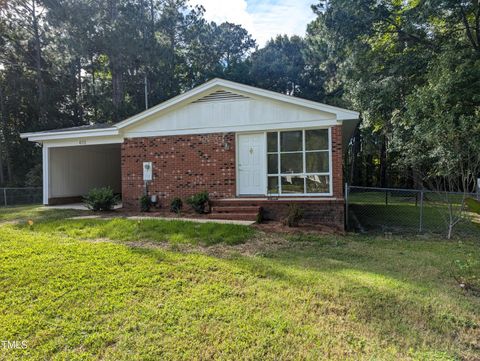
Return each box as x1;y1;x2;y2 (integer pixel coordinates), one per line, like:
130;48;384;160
211;206;261;214
210;200;266;208
207;213;259;221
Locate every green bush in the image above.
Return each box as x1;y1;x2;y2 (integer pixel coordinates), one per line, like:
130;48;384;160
84;187;119;211
140;195;152;212
186;191;209;214
283;204;304;227
170;197;183;214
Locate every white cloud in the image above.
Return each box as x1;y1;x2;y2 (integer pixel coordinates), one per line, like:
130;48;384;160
189;0;316;47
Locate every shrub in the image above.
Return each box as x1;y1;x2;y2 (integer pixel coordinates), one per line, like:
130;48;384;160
170;197;183;214
140;195;152;212
84;187;119;211
283;204;304;227
186;191;209;214
256;210;264;224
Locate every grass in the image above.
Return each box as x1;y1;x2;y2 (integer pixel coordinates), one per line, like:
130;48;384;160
22;218;255;246
0;205;88;223
0;206;479;360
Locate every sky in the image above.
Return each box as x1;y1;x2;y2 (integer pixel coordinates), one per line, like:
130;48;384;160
188;0;317;47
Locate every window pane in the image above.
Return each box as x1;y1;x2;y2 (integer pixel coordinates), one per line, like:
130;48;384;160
281;175;305;194
306;175;329;193
268;176;279;194
306;129;328;150
280;153;303;173
306;152;329;173
267;132;278;153
280;131;302;152
268;154;278;174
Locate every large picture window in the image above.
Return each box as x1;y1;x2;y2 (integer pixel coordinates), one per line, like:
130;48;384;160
267;129;331;195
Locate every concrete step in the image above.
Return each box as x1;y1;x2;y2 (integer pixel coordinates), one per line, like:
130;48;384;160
211;206;261;214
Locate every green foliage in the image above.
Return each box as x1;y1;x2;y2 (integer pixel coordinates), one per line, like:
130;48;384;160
24;163;42;187
466;198;480;215
283;204;304;227
83;187;119;211
186;191;210;214
170;197;183;214
140;195;152;212
305;0;480;188
393;50;480;184
250;35;313;97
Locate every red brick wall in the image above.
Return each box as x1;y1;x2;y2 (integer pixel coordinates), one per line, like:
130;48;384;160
331;125;343;198
121;126;344;209
121;133;236;208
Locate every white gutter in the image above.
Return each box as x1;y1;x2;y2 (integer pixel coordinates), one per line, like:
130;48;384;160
20;127;119;142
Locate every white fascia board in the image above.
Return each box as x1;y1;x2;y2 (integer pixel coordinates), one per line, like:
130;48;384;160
20;128;119;142
116;78;359;130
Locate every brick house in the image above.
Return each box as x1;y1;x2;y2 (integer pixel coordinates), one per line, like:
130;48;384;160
21;79;359;229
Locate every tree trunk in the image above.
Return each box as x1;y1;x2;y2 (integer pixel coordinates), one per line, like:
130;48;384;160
349;126;361;185
379;134;388;187
31;0;45;123
107;0;123;122
0;85;6;185
77;58;84;124
110;57;123;122
91;56;98;122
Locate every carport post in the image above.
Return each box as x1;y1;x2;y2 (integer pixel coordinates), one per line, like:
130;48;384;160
42;144;49;205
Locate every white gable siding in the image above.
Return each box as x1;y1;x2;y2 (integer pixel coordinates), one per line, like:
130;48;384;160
123;97;337;138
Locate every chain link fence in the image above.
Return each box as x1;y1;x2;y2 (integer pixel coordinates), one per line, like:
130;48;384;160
0;188;43;206
346;185;480;238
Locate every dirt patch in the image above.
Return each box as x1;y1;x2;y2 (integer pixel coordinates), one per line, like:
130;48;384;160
76;230;292;258
254;221;342;235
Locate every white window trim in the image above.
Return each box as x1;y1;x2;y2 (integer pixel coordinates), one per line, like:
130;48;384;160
265;127;333;197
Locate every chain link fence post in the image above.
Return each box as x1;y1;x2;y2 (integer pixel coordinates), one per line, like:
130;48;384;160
345;183;349;231
419;190;424;233
345;182;349;231
3;188;7;207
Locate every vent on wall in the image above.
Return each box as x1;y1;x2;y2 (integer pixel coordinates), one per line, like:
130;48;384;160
193;90;250;103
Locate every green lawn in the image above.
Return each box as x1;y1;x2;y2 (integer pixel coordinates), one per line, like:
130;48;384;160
0;206;479;360
21;218;255;246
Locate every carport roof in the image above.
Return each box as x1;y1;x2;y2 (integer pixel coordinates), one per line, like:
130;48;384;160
33;123;115;134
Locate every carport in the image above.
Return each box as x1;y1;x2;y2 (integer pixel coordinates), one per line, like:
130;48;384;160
20;124;123;205
47;144;121;205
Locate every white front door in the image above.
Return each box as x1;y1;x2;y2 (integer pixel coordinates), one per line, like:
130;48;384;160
238;133;266;195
